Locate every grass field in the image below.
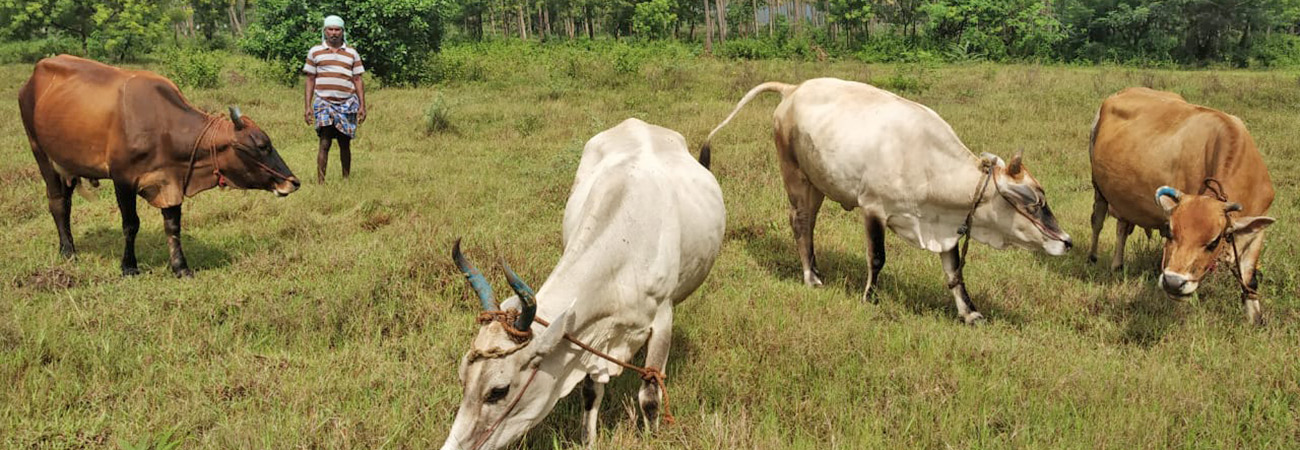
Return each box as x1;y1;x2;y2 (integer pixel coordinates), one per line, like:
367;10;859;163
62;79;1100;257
2;44;1298;449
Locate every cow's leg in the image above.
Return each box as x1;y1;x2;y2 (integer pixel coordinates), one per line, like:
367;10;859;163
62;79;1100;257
580;374;605;445
161;205;192;277
316;127;334;184
861;212;887;302
114;181;141;276
1112;219;1134;271
32;153;76;258
638;302;672;431
337;133;352;179
776;139;825;286
941;248;984;325
1236;231;1267;325
1088;187;1108;263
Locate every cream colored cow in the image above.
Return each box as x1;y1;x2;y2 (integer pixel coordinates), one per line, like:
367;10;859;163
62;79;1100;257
704;78;1072;324
441;118;725;450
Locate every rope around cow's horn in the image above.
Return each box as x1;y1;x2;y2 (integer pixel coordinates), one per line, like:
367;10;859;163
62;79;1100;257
1199;177;1259;302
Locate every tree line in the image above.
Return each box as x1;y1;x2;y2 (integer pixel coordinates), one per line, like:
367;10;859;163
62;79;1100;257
2;0;1300;79
449;0;1300;66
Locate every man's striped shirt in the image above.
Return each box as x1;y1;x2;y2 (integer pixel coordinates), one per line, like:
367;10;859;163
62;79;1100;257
302;43;365;103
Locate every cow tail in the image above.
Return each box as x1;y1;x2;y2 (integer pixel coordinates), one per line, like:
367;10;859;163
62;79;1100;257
699;81;796;170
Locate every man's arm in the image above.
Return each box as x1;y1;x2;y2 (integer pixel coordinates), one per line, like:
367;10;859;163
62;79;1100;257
354;75;366;123
303;75;316;125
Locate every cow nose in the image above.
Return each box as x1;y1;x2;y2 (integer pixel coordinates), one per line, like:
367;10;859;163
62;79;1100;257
289;177;301;188
1160;272;1187;294
1063;237;1074;250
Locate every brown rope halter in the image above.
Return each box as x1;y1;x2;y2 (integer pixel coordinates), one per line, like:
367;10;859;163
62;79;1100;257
949;158;995;290
1199;178;1258;301
181;115;296;195
468;309;675;450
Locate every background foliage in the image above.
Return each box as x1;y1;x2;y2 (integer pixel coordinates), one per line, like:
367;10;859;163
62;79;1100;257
4;0;1300;82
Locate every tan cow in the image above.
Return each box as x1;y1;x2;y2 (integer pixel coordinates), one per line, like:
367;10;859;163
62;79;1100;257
1089;87;1275;324
19;55;300;277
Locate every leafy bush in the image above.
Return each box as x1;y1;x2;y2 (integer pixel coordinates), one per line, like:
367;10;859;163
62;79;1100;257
425;46;485;84
423;95;453;134
0;37;82;64
1249;34;1300;68
717;38;781;60
241;0;445;86
632;0;676;39
162;48;223;89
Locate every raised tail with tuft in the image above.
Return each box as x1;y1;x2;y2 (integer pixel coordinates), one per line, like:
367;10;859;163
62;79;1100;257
698;81;797;171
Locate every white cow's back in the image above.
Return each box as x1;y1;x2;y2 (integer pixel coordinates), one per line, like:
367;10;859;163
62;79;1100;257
536;118;724;373
776;78;985;250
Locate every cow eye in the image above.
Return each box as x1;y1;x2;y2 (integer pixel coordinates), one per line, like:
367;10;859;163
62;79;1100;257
485;385;510;404
1206;235;1222;251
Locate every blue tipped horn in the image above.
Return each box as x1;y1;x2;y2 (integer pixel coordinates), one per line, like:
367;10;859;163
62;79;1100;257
1156;186;1181;202
452;238;497;311
501;261;537;332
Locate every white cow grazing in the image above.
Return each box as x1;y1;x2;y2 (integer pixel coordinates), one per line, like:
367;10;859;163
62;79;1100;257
703;78;1072;324
442;118;725;450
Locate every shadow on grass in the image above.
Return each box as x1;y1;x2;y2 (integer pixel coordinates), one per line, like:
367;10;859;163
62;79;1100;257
77;225;256;273
730;223;1028;326
1035;237;1182;348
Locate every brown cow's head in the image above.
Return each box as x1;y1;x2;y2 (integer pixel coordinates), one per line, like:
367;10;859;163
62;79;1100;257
1154;186;1274;298
442;241;576;450
976;151;1073;255
217;107;300;196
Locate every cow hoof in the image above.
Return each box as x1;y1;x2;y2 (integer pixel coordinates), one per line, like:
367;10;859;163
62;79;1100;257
1087;254;1097;263
121;267;140;277
174;268;194;278
804;273;823;287
964;313;986;326
59;249;76;260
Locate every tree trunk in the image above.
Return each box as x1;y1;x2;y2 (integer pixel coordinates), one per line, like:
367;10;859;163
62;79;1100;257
704;0;714;53
752;0;759;37
518;0;528;39
759;0;769;35
785;0;795;31
714;0;728;41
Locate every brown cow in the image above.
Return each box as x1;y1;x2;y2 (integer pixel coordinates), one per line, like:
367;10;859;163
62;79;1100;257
18;55;301;277
1089;87;1275;324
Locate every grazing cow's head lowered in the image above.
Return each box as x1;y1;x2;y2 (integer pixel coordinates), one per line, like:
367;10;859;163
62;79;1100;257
214;107;300;196
442;242;575;450
1154;187;1275;298
977;151;1073;255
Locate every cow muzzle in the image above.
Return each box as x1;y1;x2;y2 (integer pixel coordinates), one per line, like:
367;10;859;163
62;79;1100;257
274;177;301;197
1159;271;1198;298
1042;234;1072;256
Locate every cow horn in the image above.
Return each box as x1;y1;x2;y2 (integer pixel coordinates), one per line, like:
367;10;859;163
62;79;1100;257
502;261;537;332
228;106;245;130
452;238;497;311
1225;202;1243;213
1156;186;1181;201
1007;149;1024;176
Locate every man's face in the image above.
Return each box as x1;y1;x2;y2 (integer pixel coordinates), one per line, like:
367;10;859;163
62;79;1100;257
324;25;343;46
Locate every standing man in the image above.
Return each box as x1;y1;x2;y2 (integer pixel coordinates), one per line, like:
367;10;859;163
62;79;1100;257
303;15;366;184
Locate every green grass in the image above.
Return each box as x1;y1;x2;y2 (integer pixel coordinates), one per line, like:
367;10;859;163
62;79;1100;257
2;49;1299;449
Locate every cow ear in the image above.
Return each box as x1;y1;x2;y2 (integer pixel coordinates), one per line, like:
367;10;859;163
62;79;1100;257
1155;186;1182;213
1007;149;1024;176
529;307;573;363
228;106;245;130
1229;216;1275;236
